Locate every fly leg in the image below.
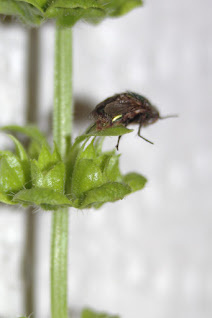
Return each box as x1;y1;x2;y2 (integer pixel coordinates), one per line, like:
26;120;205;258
115;135;122;151
115;120;130;151
138;121;154;144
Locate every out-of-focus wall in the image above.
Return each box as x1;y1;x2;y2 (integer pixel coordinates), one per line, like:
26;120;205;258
0;0;212;317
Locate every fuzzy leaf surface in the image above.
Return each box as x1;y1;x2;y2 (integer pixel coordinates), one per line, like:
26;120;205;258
0;152;27;193
103;154;122;182
8;134;28;161
1;125;49;148
0;0;142;26
0;0;44;25
123;172;147;192
71;159;104;197
80;182;131;208
31;160;66;192
0;192;16;205
8;135;31;186
81;308;120;318
100;0;142;17
37;143;61;171
13;187;72;209
75;126;133;146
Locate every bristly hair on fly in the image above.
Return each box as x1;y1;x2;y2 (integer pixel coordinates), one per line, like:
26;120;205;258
89;91;177;150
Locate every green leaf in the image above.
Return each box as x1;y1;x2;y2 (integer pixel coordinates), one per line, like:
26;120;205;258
37;143;61;171
75;126;133;146
103;154;122;182
37;143;52;170
16;0;46;11
100;0;142;17
89;126;132;137
93;153;111;174
80;182;131;208
123;172;147;192
31;159;43;187
78;138;96;160
0;152;26;193
0;0;44;25
31;159;65;192
81;308;120;318
31;143;65;192
65;142;80;193
0;0;142;26
7;134;28;161
42;162;65;192
13;187;72;209
47;0;104;9
55;7;105;27
92;136;105;156
0;192;16;205
66;138;102;194
71;159;104;197
27;139;42;159
75;126;133;143
44;1;105;26
7;134;31;186
1;125;49;148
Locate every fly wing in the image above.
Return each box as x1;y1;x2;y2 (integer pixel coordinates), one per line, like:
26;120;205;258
104;93;146;117
90;94;120;119
104;101;133;117
90;92;147;119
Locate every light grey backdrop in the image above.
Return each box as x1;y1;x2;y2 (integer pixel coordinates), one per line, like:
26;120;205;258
0;0;212;317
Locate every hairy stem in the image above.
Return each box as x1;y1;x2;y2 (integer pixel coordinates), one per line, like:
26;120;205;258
53;26;72;155
51;25;72;318
23;27;39;316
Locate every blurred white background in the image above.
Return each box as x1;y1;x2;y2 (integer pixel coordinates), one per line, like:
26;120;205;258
0;0;212;317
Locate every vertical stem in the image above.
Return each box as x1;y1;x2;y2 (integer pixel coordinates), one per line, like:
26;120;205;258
51;207;69;318
53;26;72;156
23;27;39;316
51;25;72;318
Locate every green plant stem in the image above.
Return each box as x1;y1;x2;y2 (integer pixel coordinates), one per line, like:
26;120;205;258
51;25;72;318
53;26;72;155
51;207;69;318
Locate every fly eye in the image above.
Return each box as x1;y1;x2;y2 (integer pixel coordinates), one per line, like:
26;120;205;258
112;114;122;122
